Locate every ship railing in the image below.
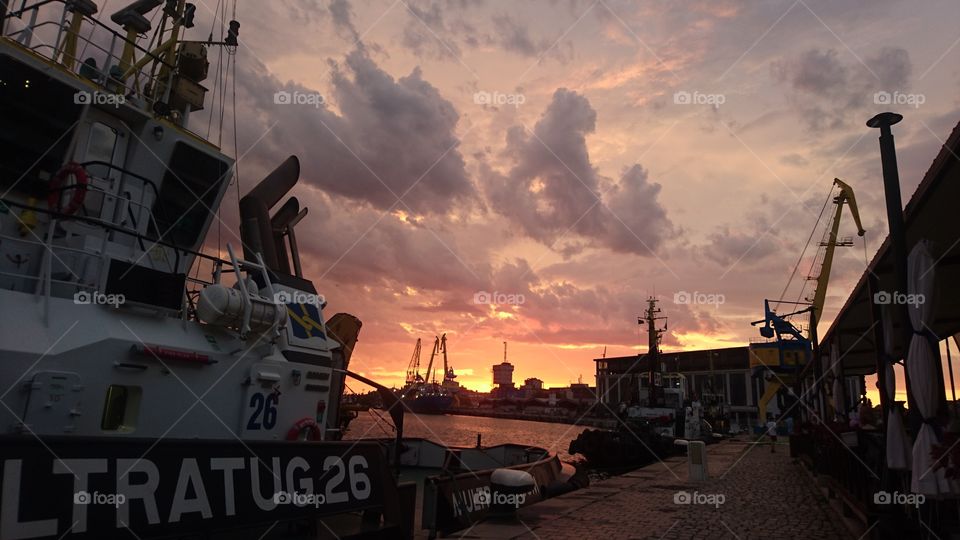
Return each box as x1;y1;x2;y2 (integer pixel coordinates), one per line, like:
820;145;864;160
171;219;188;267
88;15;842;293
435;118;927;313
0;225;110;323
3;0;176;117
77;160;164;238
0;196;239;325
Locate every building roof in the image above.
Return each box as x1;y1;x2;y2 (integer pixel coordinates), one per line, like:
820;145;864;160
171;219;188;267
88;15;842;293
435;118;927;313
596;346;750;374
819;118;960;375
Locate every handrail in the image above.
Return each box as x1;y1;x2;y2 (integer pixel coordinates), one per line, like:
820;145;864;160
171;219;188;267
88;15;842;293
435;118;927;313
2;0;177;71
2;0;178;117
0;198;230;269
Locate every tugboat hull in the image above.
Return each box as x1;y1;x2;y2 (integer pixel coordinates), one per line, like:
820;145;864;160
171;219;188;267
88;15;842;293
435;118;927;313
0;436;402;540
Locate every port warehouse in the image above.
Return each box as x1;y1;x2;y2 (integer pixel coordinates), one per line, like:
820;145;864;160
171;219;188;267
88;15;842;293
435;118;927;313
595;347;863;427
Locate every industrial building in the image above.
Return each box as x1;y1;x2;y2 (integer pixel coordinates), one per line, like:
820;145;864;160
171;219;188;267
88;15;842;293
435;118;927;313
594;346;863;428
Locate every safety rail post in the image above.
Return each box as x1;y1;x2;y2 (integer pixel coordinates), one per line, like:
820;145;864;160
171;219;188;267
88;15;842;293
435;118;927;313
253;252;284;341
225;243;252;338
51;3;65;59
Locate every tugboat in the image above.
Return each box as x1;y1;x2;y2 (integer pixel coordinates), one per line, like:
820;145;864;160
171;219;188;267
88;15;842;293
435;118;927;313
569;298;711;468
0;2;405;538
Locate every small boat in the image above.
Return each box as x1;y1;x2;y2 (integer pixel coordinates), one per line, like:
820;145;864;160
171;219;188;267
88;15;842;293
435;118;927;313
375;438;581;536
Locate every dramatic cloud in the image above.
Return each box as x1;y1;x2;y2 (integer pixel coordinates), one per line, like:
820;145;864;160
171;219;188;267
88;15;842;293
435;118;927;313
484;89;674;255
194;0;958;391
240;48;475;216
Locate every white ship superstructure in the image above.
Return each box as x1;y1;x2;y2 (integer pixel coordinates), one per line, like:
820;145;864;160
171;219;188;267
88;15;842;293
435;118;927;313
0;2;402;538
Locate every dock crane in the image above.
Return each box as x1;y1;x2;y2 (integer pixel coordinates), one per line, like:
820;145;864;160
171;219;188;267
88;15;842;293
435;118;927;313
440;334;457;385
423;336;441;384
405;338;423;385
750;178;865;424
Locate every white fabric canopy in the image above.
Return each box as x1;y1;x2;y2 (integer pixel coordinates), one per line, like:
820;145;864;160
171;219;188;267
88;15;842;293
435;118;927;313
906;241;954;494
883;304;911;470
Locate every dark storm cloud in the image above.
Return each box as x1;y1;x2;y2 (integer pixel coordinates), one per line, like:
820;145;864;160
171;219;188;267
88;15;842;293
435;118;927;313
239;48;475;215
484;89;675;256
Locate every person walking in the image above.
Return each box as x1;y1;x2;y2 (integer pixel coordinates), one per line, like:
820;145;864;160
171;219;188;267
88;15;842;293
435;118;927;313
766;417;778;453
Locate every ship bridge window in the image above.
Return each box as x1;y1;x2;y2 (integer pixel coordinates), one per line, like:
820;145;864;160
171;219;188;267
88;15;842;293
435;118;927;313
149;143;229;248
87;122;118;163
0;55;83;199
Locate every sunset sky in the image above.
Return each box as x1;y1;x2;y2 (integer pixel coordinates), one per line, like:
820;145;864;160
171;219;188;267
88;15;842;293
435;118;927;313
190;0;959;394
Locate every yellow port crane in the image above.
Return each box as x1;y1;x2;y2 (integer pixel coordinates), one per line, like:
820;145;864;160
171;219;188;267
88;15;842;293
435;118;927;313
750;178;865;424
807;178;866;329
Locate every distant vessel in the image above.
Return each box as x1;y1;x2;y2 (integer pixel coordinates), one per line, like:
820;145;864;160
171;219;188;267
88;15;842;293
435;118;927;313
569;298;711;468
401;334;457;413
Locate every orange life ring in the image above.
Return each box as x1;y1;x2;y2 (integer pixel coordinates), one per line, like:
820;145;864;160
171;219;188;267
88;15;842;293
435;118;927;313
286;417;322;441
48;162;88;215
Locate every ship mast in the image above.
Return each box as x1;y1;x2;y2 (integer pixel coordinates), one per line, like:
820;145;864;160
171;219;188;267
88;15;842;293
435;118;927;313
639;297;668;406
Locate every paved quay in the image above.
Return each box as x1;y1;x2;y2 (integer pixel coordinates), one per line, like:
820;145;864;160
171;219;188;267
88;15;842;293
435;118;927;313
461;437;852;539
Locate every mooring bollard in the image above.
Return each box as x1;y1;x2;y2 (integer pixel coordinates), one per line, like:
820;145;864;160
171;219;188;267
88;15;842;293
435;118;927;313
687;440;709;482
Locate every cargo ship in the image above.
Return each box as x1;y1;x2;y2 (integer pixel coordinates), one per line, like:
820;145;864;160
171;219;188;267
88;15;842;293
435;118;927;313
401;334;458;414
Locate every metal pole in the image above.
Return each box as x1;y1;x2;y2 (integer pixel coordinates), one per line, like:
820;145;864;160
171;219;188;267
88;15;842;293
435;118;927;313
809;312;824;420
947;338;956;403
867;112;917;412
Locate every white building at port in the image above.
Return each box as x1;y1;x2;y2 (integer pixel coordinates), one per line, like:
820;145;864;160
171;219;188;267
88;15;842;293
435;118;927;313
493;362;514;387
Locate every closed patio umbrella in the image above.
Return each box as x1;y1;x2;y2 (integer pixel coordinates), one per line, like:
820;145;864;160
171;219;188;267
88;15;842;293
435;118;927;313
883;305;911;470
907;241;954;494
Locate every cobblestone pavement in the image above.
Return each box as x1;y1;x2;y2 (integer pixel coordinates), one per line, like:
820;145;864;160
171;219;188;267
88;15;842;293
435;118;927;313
461;438;852;540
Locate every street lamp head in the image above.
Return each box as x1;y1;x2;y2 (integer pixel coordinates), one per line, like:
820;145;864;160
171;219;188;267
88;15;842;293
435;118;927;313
867;112;903;129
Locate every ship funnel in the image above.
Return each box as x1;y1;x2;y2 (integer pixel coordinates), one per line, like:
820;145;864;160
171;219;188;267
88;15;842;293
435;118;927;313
239;156;299;271
270;197;300;275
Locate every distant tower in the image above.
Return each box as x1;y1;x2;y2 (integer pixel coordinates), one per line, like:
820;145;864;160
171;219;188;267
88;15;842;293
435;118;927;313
493;362;514;387
493;341;515;389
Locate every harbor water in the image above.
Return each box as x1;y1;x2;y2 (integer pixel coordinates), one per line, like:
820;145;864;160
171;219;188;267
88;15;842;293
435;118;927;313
344;411;591;461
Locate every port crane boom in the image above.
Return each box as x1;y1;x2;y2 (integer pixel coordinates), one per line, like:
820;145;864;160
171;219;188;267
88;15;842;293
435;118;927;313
405;338;423;384
424;336;440;383
750;178;866;423
806;178;865;332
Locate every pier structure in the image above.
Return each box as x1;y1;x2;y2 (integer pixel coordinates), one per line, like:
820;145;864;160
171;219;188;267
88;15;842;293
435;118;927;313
465;437;854;539
782;116;960;538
